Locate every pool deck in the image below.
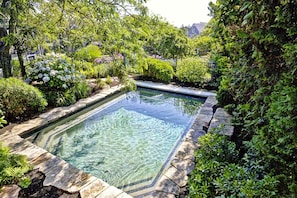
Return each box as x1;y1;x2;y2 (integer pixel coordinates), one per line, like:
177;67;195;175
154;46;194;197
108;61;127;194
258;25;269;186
0;81;234;198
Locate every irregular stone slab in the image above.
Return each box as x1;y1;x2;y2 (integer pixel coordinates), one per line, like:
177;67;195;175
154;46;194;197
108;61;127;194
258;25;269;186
66;172;97;193
193;114;213;130
209;108;234;136
155;175;180;195
171;158;195;175
39;108;63;119
199;107;214;115
164;166;188;187
174;140;197;161
185;129;205;143
1;135;25;148
5;140;47;162
0;132;15;141
30;152;64;173
96;186;131;198
0;184;21;198
43;162;92;192
11;122;44;136
80;179;110;198
204;96;218;107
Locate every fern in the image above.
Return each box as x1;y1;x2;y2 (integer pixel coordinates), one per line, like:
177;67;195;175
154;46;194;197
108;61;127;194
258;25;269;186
0;143;32;188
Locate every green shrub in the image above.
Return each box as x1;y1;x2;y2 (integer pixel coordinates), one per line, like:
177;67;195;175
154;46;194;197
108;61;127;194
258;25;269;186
246;73;297;195
27;56;90;107
70;81;92;100
142;58;174;83
75;45;101;62
188;131;279;197
0;143;32;188
176;57;211;85
216;77;235;107
0;78;47;121
74;60;114;79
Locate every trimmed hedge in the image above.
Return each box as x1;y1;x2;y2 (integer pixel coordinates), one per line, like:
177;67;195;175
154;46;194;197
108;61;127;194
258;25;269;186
0;78;47;121
176;57;211;85
142;58;174;83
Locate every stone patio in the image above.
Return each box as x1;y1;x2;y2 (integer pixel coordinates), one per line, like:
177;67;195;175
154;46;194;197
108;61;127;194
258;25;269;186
0;81;234;198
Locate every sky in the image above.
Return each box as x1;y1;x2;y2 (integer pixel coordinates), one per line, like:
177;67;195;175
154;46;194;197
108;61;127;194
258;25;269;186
145;0;214;27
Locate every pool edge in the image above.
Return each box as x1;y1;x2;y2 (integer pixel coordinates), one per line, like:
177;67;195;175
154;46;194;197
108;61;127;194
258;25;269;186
0;81;234;198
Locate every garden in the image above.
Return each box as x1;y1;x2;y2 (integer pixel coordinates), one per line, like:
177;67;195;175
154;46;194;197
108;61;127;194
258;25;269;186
1;0;297;197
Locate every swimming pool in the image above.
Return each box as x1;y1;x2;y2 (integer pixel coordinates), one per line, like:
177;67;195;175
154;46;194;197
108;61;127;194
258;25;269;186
26;88;204;193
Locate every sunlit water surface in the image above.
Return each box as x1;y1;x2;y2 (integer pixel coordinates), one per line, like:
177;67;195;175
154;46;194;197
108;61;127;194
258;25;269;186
27;88;204;192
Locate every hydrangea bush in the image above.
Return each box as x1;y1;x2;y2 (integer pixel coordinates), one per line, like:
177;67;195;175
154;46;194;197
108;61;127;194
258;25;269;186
27;56;82;91
27;56;91;107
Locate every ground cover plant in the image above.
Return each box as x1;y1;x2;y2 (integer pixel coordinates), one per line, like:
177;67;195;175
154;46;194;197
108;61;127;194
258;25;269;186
0;143;32;189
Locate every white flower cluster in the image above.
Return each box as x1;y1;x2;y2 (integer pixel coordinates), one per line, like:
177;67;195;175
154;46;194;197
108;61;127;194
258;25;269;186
27;57;80;90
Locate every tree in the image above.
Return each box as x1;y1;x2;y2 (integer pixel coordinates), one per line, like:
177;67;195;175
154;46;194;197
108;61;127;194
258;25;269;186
209;0;297;195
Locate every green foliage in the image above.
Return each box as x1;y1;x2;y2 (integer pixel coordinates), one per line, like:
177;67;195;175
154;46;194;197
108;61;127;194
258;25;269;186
0;110;7;128
0;78;47;121
74;60;115;79
27;55;90;107
192;35;214;56
12;59;21;77
188;131;279;198
18;177;31;189
176;57;211;85
75;45;101;62
105;76;113;85
0;143;32;188
246;73;297;195
203;0;297;196
142;58;174;83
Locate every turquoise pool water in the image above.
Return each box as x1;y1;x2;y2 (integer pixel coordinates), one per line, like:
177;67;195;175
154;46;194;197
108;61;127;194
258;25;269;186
27;88;204;192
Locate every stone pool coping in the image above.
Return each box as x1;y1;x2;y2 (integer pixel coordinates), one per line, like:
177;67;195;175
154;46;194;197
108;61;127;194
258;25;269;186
0;81;234;198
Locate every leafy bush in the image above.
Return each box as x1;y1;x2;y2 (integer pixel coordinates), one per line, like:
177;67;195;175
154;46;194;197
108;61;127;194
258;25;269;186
142;58;174;83
27;56;90;107
0;78;47;121
75;45;101;62
188;131;279;197
0;143;32;188
246;73;297;195
74;60;115;79
176;57;211;85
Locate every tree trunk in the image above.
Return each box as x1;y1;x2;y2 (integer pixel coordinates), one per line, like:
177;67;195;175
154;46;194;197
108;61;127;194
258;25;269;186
16;47;26;77
0;27;12;78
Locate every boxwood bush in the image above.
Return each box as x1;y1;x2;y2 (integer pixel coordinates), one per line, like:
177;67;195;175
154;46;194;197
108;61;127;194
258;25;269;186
176;57;211;85
0;78;47;121
142;58;174;83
